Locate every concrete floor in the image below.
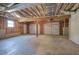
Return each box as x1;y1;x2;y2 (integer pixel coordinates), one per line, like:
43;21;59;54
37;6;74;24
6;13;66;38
0;35;79;55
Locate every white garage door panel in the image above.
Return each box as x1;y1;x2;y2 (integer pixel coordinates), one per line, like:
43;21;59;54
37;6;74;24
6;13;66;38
29;24;36;34
44;23;51;34
29;24;40;34
44;22;59;35
52;22;59;35
23;24;27;34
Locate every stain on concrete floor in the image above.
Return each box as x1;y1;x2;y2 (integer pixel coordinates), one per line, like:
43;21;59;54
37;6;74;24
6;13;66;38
0;35;79;55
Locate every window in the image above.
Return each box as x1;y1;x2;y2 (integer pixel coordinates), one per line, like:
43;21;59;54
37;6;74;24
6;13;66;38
7;20;14;27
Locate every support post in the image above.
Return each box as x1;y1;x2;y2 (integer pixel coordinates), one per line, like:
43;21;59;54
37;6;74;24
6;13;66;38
36;20;39;37
63;19;66;35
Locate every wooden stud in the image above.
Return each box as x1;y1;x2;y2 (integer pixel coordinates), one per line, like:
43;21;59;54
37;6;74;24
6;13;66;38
36;20;39;37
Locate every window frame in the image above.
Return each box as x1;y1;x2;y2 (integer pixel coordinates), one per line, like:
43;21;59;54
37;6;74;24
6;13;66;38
7;20;15;28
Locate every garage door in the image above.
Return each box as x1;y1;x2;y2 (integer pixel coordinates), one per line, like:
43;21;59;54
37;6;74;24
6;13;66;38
44;23;52;34
44;22;59;35
51;22;59;35
29;24;40;34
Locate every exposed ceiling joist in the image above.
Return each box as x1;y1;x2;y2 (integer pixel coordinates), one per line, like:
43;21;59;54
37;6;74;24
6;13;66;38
56;3;64;15
17;10;25;17
30;7;39;17
21;9;32;17
10;12;20;19
23;9;33;17
40;4;46;16
36;5;43;16
28;7;38;17
7;3;15;7
13;11;23;18
0;3;78;21
34;6;41;16
55;3;63;15
27;8;37;17
18;15;70;22
65;3;75;11
70;4;79;11
20;10;30;17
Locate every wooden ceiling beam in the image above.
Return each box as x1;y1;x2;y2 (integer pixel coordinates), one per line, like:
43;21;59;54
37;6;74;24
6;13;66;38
70;4;79;11
8;12;19;20
22;9;33;17
12;11;22;18
34;6;41;16
18;10;28;17
63;3;70;10
65;3;75;11
21;9;32;17
60;3;68;11
57;3;74;15
58;4;64;15
42;4;48;16
18;15;70;22
36;5;43;16
27;8;37;17
25;8;36;17
30;7;39;17
38;4;45;16
55;3;63;15
7;13;17;18
20;10;31;17
41;4;46;16
21;10;30;17
16;11;25;17
58;3;69;15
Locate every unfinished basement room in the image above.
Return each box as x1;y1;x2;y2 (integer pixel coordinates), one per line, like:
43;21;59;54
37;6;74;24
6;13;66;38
0;3;79;55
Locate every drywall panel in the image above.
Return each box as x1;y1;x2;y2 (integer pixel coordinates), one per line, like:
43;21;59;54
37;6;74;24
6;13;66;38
69;9;79;45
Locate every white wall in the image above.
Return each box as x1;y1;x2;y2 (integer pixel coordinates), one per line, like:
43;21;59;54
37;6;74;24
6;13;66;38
69;9;79;44
44;22;59;35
